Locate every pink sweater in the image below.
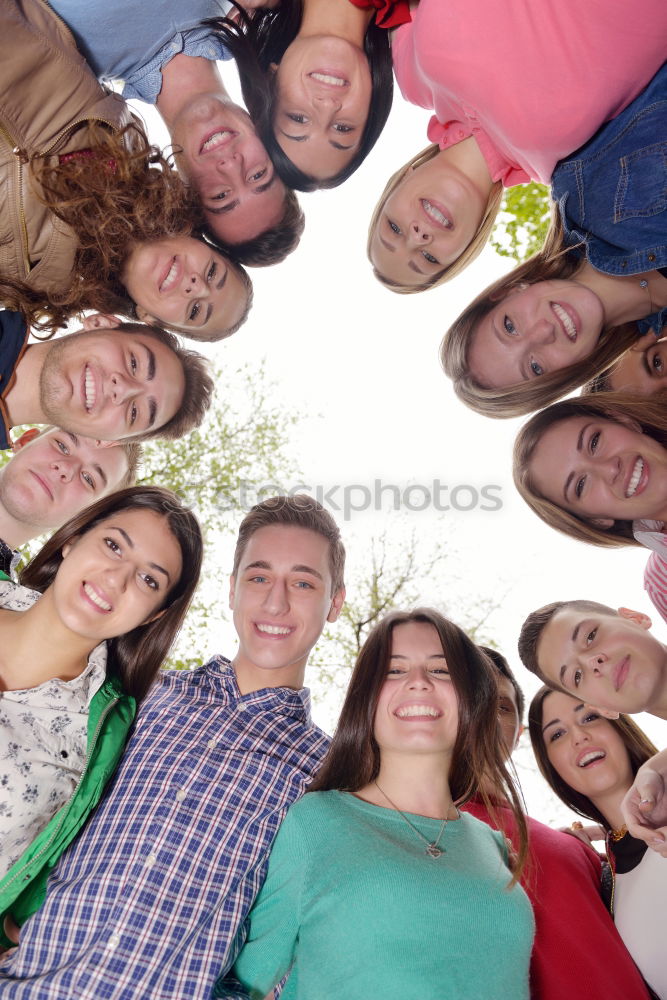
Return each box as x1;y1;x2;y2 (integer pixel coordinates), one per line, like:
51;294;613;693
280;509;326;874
392;0;667;186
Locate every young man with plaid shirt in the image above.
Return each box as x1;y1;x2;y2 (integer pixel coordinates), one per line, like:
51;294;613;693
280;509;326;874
0;495;345;999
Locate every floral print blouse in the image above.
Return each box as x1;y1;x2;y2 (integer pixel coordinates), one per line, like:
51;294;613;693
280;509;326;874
0;581;107;877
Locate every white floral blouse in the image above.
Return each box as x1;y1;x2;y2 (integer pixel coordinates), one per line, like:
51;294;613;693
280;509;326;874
0;581;107;878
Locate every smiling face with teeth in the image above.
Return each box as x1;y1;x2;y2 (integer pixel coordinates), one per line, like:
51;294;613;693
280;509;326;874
272;36;372;180
170;95;287;246
50;508;183;646
467;279;604;389
373;622;459;760
121;236;249;339
540;691;635;812
528;414;667;528
370;147;489;287
38;327;186;442
229;524;345;694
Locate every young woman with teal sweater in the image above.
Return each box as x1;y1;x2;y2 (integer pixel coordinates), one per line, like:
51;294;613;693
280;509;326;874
219;609;534;1000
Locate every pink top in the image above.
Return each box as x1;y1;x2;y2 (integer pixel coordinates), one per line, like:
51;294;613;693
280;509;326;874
391;0;667;186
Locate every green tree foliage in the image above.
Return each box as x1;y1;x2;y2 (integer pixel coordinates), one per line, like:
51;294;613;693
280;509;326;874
490;182;551;263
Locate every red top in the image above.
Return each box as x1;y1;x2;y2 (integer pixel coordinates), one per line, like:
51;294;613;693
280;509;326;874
464;801;651;999
346;0;411;28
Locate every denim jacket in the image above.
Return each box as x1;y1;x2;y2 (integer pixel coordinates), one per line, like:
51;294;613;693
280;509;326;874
551;62;667;337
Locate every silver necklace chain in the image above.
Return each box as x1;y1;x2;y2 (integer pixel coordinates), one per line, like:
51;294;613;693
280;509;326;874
374;780;459;859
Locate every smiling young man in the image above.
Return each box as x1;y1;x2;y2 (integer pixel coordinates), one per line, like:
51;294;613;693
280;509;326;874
519;599;667;855
462;648;653;1000
518;599;667;721
0;428;139;576
0;495;345;999
0;310;213;446
44;0;303;265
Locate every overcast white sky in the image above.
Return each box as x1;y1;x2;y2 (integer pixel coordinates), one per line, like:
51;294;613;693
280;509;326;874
123;65;666;825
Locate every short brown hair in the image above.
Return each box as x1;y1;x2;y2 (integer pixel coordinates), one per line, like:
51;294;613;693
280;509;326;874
232;494;345;595
368;144;503;294
205;190;305;267
518;599;618;688
117;441;142;488
528;685;657;829
113;323;214;442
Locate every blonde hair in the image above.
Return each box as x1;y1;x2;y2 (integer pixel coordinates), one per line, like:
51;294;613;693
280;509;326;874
367;144;503;294
513;391;667;548
440;209;639;418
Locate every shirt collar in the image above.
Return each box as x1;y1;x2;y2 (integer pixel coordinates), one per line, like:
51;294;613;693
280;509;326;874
204;654;314;721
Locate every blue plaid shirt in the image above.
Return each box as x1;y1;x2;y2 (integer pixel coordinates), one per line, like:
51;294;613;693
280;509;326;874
0;657;329;998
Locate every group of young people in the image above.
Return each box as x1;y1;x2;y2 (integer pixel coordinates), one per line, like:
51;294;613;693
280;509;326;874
0;0;666;997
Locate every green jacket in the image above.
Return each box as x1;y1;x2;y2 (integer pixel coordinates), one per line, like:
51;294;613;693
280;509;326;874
0;671;135;946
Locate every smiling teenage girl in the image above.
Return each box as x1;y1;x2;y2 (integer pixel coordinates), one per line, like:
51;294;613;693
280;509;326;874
2;0;251;342
369;0;667;294
513;393;667;625
206;0;393;191
441;62;667;416
0;486;202;939
217;609;533;1000
529;688;665;999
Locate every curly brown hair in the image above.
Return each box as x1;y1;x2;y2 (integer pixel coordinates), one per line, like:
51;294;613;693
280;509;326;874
1;123;202;335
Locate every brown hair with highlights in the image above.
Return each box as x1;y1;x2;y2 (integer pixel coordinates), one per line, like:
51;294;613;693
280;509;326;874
232;494;345;596
311;608;528;882
513;391;667;547
440;209;639;418
1;124;204;334
528;685;657;829
368;145;503;294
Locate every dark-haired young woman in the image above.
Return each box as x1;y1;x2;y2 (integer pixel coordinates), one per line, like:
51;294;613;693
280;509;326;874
0;486;202;942
204;0;393;192
217;609;533;999
529;687;666;999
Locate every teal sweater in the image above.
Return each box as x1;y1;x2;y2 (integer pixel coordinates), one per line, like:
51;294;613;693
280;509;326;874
228;790;534;1000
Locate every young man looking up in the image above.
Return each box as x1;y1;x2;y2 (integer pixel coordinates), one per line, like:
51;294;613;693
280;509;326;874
0;495;345;999
519;599;667;854
462;648;653;1000
0;428;140;576
518;600;667;722
0;310;213;446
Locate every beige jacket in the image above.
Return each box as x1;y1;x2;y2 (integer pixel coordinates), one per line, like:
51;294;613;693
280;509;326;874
0;0;140;295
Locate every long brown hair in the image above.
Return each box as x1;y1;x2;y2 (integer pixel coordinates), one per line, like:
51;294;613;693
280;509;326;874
311;608;528;879
528;686;657;829
19;486;203;701
368;144;503;294
440;209;639;418
513;391;667;547
2;124;202;334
